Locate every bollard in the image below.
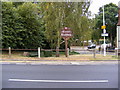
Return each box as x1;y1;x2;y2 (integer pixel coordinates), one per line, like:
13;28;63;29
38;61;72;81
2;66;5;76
9;47;11;58
38;47;40;58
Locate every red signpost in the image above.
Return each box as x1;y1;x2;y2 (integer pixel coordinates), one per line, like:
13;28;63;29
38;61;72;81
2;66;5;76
61;27;73;57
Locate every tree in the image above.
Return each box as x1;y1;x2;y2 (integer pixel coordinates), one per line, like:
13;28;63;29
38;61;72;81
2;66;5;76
2;2;93;50
2;2;17;48
16;2;45;49
2;2;45;49
40;2;92;49
95;3;118;46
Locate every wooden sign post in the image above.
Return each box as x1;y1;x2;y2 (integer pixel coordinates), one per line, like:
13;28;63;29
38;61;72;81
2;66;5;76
61;27;72;57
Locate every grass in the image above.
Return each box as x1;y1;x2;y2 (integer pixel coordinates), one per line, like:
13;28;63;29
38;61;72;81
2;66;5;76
1;51;118;61
90;54;118;60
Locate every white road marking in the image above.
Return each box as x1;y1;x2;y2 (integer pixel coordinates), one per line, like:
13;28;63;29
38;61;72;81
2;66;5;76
9;79;108;83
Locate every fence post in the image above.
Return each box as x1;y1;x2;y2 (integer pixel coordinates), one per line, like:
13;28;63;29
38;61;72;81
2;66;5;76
56;46;59;57
9;47;11;58
67;48;69;57
93;49;96;58
38;47;40;58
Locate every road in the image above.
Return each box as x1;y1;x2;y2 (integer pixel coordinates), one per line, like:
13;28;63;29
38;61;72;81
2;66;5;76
71;46;116;55
2;64;118;88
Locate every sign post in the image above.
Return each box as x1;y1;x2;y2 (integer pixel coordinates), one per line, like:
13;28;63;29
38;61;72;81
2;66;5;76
65;39;68;57
61;27;72;57
101;5;108;56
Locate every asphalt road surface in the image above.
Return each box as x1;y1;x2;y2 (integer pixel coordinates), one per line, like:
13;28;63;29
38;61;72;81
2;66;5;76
2;64;118;88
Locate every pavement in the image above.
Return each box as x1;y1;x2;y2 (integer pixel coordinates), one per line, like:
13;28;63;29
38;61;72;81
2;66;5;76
1;58;118;65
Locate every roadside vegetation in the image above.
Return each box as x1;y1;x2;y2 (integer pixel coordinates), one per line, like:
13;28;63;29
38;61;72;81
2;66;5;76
2;2;92;49
2;2;118;58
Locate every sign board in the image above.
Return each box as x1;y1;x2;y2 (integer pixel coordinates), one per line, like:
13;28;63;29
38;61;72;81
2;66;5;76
61;27;72;40
101;33;108;37
101;25;106;29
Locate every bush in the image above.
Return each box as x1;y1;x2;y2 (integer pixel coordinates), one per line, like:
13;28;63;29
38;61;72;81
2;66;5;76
29;52;38;57
69;51;79;55
43;51;53;57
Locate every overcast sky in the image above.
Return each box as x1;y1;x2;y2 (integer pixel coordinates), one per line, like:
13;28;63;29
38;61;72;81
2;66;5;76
89;0;119;17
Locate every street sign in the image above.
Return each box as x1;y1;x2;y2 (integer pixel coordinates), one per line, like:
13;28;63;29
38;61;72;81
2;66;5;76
61;27;73;57
101;25;106;29
101;33;108;37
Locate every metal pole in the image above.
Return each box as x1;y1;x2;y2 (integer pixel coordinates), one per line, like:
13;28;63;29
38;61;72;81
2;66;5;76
103;5;106;56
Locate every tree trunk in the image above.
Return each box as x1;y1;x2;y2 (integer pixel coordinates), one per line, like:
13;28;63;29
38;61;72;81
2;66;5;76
56;31;60;57
110;34;114;47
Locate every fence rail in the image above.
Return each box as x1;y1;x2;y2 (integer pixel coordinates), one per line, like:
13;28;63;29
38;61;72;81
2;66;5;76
0;48;66;51
1;48;117;52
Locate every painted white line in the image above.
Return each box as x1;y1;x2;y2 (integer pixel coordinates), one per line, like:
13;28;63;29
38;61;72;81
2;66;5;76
9;79;108;83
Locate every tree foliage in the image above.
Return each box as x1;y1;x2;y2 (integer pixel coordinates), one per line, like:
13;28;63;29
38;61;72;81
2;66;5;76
2;2;45;49
40;2;92;48
2;2;93;49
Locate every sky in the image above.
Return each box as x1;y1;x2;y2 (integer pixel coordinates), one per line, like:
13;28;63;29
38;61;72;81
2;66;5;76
89;0;119;18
